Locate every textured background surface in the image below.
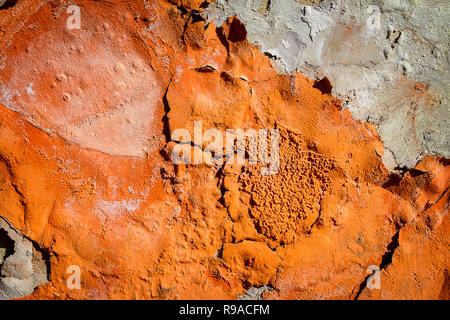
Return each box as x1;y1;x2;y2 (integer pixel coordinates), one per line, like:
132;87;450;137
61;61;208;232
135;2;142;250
206;0;449;169
0;0;448;300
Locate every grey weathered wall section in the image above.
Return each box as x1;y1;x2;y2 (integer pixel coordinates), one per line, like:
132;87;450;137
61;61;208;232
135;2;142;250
205;0;449;170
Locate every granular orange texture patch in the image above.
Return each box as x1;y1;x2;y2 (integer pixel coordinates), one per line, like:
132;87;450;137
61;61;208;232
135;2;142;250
239;127;337;246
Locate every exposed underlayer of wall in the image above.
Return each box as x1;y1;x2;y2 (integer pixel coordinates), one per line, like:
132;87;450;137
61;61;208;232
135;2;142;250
0;0;448;300
0;217;48;299
206;0;449;170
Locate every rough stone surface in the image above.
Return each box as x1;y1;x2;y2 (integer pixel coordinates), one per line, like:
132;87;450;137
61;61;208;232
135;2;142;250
205;0;449;170
0;217;48;300
0;0;447;300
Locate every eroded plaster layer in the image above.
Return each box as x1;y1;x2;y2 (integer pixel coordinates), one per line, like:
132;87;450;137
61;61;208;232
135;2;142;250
0;217;48;300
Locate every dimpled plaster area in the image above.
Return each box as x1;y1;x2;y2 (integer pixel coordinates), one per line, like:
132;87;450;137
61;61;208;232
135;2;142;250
205;0;449;170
